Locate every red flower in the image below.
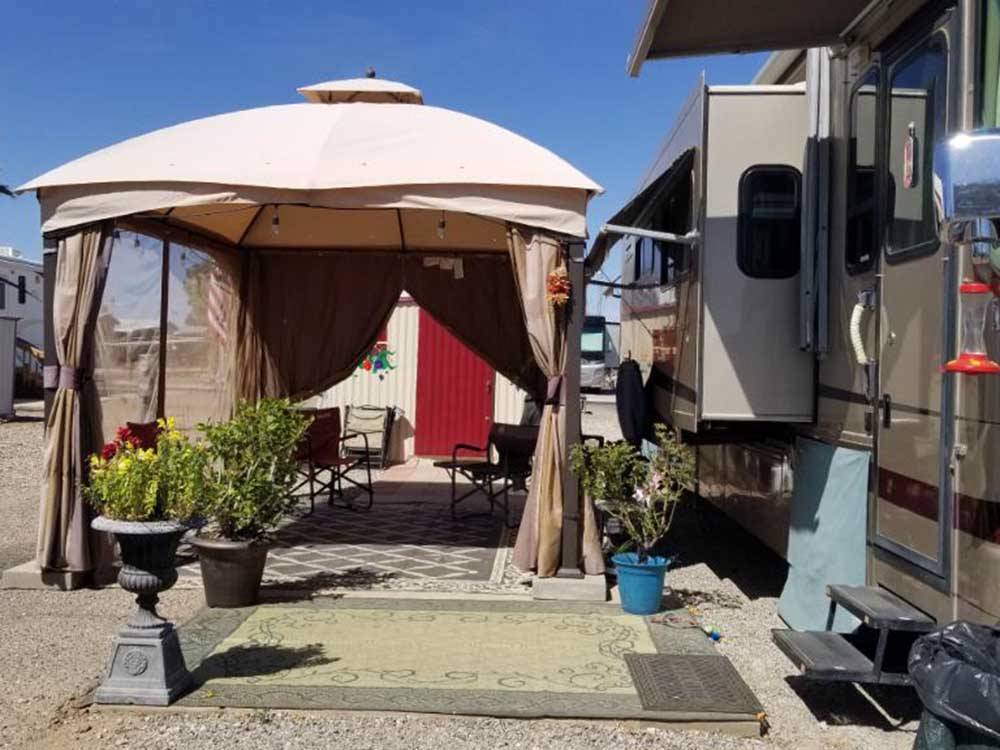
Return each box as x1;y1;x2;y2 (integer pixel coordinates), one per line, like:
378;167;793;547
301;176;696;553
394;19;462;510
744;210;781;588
100;442;118;460
115;426;141;449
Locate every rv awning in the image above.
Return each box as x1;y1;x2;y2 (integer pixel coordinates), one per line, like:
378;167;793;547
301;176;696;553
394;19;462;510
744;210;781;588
627;0;873;74
585;149;694;275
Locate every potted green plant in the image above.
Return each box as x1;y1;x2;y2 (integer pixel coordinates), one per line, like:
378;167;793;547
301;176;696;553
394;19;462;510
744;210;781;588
192;398;310;608
86;419;208;704
571;424;695;615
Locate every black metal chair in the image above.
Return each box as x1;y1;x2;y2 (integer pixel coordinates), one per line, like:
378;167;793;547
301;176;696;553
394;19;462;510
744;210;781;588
292;407;374;512
433;422;539;528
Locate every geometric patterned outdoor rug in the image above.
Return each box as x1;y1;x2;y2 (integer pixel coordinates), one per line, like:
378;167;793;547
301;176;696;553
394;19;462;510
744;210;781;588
177;500;510;588
175;598;763;726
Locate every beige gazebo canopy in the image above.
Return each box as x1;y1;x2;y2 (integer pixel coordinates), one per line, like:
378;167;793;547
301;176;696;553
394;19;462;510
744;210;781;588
18;78;605;586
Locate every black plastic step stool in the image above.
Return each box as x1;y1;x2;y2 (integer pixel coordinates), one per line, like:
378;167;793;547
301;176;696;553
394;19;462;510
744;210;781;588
772;584;936;686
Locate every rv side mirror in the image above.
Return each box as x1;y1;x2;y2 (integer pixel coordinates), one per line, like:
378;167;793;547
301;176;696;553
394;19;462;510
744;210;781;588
934;129;1000;248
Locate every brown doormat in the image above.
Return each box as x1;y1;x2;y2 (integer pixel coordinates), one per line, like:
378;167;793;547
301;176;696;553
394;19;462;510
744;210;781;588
625;653;763;715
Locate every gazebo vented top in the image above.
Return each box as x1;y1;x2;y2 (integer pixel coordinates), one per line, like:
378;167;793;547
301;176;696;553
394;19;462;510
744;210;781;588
297;77;424;104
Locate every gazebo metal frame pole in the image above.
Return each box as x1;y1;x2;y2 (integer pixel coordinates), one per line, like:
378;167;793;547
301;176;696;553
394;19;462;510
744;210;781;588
42;236;57;422
556;240;585;579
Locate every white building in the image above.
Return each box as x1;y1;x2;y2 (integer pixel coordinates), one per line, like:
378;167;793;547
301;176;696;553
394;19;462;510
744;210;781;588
0;247;43;349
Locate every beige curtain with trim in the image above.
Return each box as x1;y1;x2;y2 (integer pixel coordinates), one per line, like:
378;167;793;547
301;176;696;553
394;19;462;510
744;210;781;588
507;225;604;577
37;224;115;572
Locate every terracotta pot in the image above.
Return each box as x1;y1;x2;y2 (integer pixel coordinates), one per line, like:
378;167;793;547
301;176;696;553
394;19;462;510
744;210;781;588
190;536;268;608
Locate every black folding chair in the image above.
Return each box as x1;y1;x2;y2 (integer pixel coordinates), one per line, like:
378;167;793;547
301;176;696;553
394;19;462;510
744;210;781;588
292;407;374;512
433;422;539;528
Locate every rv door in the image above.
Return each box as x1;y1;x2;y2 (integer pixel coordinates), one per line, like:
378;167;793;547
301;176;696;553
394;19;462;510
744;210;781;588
873;13;957;583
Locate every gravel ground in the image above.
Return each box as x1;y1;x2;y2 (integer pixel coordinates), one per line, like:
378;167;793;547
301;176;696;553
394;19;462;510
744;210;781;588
0;416;921;750
0;417;45;570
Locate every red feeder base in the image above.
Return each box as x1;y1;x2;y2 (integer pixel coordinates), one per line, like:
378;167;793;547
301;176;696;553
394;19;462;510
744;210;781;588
944;352;1000;374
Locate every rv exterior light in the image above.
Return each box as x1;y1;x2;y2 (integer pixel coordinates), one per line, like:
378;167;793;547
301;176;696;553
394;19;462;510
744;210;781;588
436;214;447;240
271;207;280;238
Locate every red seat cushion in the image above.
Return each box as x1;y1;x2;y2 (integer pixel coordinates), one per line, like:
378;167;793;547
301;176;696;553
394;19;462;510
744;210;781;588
126;421;161;450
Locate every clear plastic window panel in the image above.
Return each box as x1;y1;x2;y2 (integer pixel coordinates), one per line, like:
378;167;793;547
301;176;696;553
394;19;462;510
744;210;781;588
93;230;163;440
163;242;236;433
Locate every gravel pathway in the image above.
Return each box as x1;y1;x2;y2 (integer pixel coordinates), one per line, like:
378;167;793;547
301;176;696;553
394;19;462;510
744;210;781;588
0;418;922;750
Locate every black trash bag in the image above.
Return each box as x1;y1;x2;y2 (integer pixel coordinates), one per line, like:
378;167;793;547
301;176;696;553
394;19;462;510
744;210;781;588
914;709;999;750
615;359;647;448
909;621;1000;742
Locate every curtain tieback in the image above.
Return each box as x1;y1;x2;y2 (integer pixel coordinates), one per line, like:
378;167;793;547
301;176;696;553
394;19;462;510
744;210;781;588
44;365;85;391
545;375;563;405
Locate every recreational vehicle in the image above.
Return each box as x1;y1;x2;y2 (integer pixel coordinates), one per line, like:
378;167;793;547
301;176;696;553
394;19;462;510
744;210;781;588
596;0;1000;684
0;247;43;349
581;314;620;392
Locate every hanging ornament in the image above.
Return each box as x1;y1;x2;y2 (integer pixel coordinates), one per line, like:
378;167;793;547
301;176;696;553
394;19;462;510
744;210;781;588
546;266;571;307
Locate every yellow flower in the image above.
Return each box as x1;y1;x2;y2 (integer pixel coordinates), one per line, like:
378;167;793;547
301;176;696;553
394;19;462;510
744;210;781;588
117;457;132;474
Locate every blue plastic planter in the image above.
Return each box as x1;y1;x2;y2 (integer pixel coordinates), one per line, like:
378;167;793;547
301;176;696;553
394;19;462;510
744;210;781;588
612;552;670;615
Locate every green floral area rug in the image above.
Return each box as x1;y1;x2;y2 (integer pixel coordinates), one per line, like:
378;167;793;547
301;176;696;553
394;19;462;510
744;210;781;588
175;598;757;724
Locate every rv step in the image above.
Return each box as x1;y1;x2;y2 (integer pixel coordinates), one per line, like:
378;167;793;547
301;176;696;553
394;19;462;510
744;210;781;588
826;585;936;632
773;629;874;682
772;629;911;685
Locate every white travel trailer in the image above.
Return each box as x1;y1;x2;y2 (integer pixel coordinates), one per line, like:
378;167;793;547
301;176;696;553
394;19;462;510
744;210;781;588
599;0;1000;685
0;247;43;349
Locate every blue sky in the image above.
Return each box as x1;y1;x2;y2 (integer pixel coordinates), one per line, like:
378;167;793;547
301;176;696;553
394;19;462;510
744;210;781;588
0;1;767;319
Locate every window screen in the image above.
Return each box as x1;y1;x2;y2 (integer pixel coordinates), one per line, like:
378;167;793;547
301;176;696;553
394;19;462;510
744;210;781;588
17;275;26;304
847;69;879;274
737;166;802;279
887;33;948;257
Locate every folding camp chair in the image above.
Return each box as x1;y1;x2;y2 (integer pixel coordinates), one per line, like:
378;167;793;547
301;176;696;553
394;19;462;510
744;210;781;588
292;406;374;513
342;405;397;469
433;422;539;528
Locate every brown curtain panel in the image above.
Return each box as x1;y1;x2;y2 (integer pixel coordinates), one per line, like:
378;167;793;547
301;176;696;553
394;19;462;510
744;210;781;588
507;225;604;577
235;250;404;402
37;223;115;573
402;254;545;399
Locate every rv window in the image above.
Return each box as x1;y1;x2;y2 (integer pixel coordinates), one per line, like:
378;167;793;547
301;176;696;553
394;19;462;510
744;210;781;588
846;69;879;275
886;33;948;259
653;167;693;285
737;166;802;279
17;275;26;304
634;236;660;283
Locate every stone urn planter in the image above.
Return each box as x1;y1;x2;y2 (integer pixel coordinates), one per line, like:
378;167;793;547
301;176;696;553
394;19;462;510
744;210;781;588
91;516;197;706
189;536;269;608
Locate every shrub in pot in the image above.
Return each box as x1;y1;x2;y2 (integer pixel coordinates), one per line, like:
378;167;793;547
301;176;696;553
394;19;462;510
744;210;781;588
570;424;695;615
194;398;310;608
85;419;208;704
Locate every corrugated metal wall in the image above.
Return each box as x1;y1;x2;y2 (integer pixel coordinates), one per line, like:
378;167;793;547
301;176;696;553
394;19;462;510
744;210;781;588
0;318;16;417
310;296;528;461
414;308;494;456
313;299;419;460
494;372;525;424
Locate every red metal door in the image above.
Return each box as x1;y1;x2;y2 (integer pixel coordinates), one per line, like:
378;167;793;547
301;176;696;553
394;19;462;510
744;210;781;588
414;308;494;457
